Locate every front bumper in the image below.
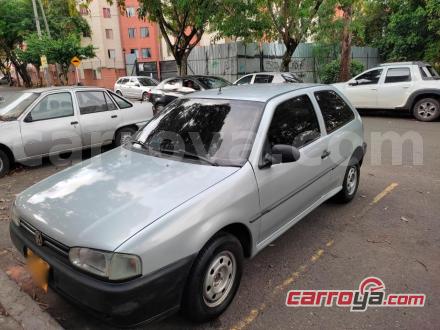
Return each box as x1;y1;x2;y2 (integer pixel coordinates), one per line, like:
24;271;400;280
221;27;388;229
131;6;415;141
10;222;195;326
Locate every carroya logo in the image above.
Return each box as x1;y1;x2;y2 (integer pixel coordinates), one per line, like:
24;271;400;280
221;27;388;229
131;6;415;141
286;277;425;311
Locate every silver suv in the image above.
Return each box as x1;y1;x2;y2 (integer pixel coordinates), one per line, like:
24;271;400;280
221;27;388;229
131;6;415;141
0;87;152;177
10;84;366;325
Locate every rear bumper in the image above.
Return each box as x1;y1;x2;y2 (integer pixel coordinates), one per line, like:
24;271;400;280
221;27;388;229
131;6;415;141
10;221;195;326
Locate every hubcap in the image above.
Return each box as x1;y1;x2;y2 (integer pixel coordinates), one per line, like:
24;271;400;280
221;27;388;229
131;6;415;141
346;167;357;195
417;102;438;119
120;131;133;145
203;251;236;308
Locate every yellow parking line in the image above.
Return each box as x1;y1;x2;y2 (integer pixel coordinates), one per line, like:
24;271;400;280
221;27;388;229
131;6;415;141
370;182;399;205
230;240;333;330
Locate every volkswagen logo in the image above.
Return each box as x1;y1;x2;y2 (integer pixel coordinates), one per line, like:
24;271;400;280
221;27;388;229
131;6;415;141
35;231;43;247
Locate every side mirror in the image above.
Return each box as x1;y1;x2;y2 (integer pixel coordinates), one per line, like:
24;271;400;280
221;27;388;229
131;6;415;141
348;80;358;86
135;83;140;87
259;144;300;169
24;113;33;123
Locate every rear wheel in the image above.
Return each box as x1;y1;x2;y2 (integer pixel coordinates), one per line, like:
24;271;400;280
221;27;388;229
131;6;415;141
142;92;149;102
334;164;359;203
182;233;243;323
412;98;440;122
153;104;164;116
0;150;11;178
114;127;137;147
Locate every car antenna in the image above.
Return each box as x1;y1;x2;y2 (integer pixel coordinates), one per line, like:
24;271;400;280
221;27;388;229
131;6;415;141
218;86;222;94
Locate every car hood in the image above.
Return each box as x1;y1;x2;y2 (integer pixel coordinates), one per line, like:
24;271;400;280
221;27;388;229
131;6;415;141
16;147;239;251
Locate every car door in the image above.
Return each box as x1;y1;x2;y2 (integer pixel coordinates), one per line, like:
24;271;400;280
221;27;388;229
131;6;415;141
20;91;82;157
75;90;120;146
343;68;383;108
119;78;130;96
377;67;413;108
131;78;144;99
125;78;138;98
253;93;332;244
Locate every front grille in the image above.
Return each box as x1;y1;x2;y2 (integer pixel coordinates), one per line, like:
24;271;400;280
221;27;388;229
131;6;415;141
19;218;70;257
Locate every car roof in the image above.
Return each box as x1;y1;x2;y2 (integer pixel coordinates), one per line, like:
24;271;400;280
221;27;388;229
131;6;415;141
379;61;430;67
186;83;321;102
25;86;109;94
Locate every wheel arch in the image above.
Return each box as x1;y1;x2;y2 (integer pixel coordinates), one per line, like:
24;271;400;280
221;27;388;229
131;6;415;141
349;145;366;167
405;90;440;111
208;223;253;258
0;143;15;163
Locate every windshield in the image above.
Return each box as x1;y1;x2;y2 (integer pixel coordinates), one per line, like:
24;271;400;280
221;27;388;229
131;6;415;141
0;92;40;120
133;98;265;166
196;77;231;89
138;77;158;86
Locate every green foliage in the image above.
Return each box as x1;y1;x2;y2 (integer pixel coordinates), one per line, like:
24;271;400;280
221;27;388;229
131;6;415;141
15;34;46;67
320;59;364;84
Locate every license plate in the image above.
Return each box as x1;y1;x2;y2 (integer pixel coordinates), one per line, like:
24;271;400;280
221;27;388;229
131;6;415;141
26;248;50;292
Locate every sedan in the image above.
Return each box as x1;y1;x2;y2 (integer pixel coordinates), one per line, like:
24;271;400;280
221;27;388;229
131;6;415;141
234;72;303;85
114;76;159;101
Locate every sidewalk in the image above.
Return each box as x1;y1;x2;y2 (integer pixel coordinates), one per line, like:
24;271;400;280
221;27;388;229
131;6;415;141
0;268;62;330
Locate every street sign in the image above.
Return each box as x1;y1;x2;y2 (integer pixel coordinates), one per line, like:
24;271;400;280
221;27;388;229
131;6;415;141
40;55;48;69
71;56;81;67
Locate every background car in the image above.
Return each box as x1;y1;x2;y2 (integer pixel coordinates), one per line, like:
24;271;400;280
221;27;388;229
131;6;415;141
233;72;303;85
148;75;231;114
114;76;159;101
333;61;440;121
0;75;15;86
0;86;153;177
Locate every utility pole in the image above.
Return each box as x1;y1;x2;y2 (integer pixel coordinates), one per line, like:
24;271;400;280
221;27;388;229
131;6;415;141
31;0;42;37
37;0;51;38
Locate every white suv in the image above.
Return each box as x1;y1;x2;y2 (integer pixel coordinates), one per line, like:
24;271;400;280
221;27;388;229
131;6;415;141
333;62;440;121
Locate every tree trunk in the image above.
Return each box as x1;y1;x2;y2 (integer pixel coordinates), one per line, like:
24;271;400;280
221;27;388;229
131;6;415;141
280;39;298;72
339;5;353;82
176;52;188;76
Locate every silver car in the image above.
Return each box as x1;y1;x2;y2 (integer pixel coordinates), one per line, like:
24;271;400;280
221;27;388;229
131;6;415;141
234;72;303;85
10;84;366;325
114;76;159;101
0;87;153;177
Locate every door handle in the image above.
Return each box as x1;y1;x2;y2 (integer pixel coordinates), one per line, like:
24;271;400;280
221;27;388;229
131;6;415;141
70;121;78;125
321;150;331;159
111;115;118;119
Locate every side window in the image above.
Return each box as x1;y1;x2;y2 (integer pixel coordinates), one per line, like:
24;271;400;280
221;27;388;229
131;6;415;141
108;91;133;109
314;90;355;133
354;69;383;85
183;79;201;90
254;74;274;84
163;78;181;89
236;75;253;85
28;92;74;121
385;68;411;83
268;95;321;149
77;91;116;115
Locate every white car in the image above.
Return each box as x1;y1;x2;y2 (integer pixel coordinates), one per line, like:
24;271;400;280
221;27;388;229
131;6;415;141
114;76;159;101
233;72;302;85
333;62;440;122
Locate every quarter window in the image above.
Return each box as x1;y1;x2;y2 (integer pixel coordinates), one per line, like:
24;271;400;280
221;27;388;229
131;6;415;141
254;74;274;83
268;95;321;149
314;90;354;133
354;69;383;85
29;93;74;121
235;75;252;85
77;91;117;115
385;68;411;83
109;91;133;109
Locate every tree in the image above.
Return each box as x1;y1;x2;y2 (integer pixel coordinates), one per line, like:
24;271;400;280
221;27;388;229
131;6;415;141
15;34;46;85
133;0;218;75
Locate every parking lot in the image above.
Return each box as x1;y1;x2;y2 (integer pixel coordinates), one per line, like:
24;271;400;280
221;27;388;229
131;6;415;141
0;107;438;329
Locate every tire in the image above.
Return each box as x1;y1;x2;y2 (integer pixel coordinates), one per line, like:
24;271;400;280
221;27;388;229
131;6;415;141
334;163;360;203
114;127;137;147
153;104;164;116
142;92;149;102
412;98;440;122
182;233;243;323
0;150;11;178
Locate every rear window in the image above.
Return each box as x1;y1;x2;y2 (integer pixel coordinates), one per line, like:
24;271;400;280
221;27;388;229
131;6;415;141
314;90;355;133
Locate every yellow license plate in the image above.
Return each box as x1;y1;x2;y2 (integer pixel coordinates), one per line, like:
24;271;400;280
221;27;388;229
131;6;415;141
26;248;50;292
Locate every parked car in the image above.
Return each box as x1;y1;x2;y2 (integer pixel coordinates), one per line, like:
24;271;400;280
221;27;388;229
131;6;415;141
233;72;303;85
0;86;153;177
10;84;366;325
148;75;231;114
0;75;15;86
333;61;440;122
114;76;159;101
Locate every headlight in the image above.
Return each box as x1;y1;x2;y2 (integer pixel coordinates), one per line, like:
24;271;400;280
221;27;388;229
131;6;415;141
69;247;141;281
10;203;20;226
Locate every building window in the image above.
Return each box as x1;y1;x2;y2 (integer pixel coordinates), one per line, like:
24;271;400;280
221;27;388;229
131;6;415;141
141;48;151;58
103;7;111;18
130;49;139;58
105;29;113;39
126;7;136;17
108;49;116;59
128;28;136;39
79;7;88;15
140;27;149;38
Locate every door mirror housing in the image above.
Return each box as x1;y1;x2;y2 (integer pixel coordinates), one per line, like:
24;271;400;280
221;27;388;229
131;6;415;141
135;83;140;87
259;144;300;169
348;80;358;86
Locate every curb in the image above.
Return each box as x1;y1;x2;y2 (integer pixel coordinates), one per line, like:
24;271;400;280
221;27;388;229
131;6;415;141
0;268;63;330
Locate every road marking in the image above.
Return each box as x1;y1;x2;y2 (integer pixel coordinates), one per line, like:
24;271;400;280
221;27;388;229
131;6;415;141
370;182;399;205
230;240;334;330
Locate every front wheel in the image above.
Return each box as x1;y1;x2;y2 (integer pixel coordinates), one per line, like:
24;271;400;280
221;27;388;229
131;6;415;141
0;150;11;178
412;98;440;122
114;127;137;147
334;164;360;203
182;233;243;323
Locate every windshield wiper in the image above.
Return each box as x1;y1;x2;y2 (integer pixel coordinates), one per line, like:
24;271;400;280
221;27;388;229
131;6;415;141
155;147;218;166
131;139;149;149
